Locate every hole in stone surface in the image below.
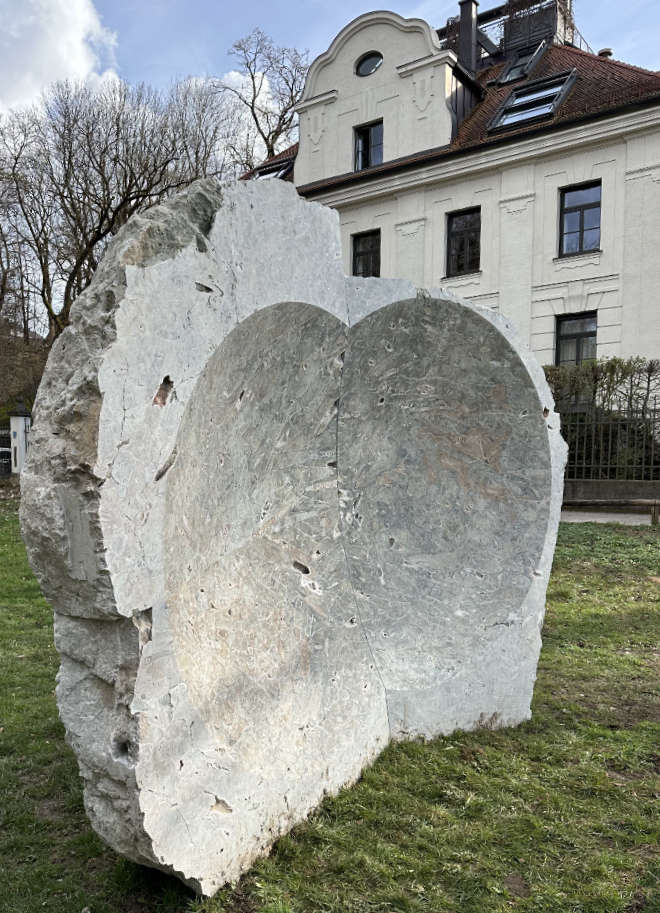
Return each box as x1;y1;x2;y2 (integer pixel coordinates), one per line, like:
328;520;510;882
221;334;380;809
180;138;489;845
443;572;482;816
378;397;385;405
112;738;133;761
239;390;245;402
179;759;184;770
212;797;233;814
196;235;207;253
293;561;310;575
195;282;213;293
153;376;174;407
388;537;395;547
543;407;549;418
327;460;337;469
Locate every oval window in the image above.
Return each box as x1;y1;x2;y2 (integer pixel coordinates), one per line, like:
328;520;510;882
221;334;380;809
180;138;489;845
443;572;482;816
356;52;383;77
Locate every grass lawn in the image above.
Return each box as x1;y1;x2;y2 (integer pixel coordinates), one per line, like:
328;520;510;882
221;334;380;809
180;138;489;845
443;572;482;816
0;497;658;913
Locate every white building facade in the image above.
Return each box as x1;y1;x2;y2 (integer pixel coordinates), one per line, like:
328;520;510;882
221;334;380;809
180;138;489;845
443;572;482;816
283;1;660;367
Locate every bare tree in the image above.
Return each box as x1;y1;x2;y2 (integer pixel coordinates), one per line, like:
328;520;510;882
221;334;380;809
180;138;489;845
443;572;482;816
0;157;44;342
218;29;308;172
0;77;227;342
0;32;307;348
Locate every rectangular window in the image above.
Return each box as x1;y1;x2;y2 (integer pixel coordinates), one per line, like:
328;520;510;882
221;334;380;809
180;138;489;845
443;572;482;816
499;42;544;84
446;207;481;277
555;312;597;366
501;53;535;83
354;121;383;171
352;230;381;277
490;71;574;129
559;181;601;257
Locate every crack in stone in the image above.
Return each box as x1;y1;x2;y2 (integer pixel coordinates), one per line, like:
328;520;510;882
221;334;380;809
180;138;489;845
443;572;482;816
154;446;178;482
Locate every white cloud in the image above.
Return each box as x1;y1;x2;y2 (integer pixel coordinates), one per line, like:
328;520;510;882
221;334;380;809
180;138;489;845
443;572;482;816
0;0;118;111
221;70;249;92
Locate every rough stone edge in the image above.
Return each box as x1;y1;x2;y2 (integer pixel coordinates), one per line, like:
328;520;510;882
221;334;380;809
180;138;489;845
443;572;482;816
19;179;225;882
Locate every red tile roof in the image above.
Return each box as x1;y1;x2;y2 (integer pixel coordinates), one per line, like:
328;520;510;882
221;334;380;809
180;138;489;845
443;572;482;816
456;44;660;151
250;45;660;193
241;143;298;180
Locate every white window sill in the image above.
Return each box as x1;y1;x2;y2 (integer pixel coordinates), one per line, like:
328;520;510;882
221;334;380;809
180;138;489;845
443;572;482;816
553;250;602;266
441;271;483;284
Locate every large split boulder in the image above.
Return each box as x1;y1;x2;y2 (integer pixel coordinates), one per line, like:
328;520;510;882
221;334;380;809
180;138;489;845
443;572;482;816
21;179;566;895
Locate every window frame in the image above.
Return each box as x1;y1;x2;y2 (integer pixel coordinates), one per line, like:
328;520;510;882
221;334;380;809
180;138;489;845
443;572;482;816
558;180;602;258
498;40;546;84
489;69;576;132
352;229;381;278
445;206;481;278
555;311;598;366
355;51;383;77
354;120;383;171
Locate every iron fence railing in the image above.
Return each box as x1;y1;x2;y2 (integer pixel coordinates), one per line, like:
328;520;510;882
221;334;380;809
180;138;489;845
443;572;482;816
439;1;594;58
560;404;660;481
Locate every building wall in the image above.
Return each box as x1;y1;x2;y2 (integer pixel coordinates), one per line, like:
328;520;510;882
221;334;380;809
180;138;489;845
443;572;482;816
294;12;456;187
316;128;660;365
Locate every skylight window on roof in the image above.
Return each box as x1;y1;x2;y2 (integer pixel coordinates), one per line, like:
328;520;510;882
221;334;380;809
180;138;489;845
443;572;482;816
490;71;575;131
502;54;534;83
499;42;545;84
498;101;554;126
256;162;293;180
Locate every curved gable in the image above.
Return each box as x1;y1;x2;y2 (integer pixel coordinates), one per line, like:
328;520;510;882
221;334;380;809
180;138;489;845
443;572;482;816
301;11;445;102
294;10;456;187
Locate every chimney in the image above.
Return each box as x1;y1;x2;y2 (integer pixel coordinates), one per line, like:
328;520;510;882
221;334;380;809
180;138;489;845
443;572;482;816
598;48;613;58
458;0;479;73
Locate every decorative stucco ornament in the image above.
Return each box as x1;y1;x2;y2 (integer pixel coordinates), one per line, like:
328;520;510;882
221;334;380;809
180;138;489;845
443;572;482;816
20;179;566;895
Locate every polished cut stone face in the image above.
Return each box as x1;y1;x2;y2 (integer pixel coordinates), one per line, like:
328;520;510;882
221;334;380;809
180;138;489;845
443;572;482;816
20;179;566;896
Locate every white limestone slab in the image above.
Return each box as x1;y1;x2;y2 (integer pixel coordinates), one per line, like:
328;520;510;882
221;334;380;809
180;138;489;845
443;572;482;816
20;179;566;895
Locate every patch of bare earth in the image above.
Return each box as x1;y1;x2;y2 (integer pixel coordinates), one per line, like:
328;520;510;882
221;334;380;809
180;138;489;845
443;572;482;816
503;873;531;898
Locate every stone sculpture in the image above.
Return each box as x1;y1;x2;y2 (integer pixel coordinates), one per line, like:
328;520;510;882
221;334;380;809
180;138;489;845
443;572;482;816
20;179;566;895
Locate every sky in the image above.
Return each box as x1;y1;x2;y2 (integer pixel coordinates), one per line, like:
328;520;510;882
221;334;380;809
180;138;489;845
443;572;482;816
0;0;658;111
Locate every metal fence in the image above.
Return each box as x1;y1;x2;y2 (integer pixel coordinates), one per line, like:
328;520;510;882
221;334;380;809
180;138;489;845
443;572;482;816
560;405;660;481
439;1;593;57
